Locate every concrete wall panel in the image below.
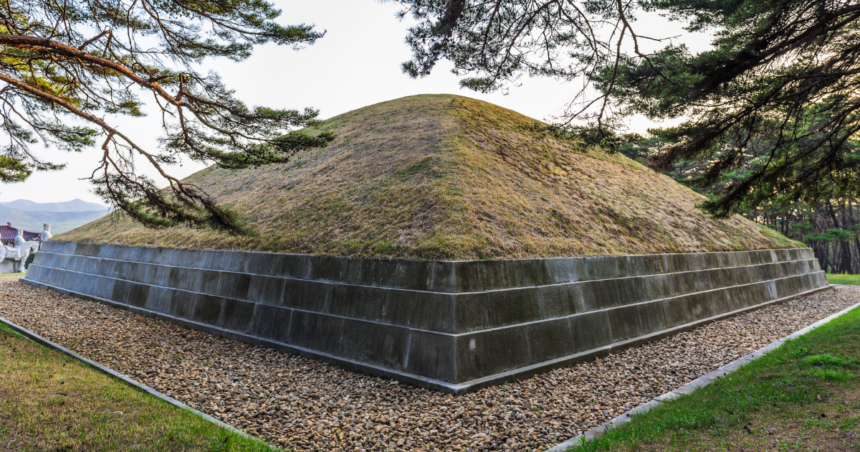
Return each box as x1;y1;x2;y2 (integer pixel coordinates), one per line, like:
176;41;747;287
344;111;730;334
287;310;345;354
456;326;531;381
405;330;456;382
249;304;293;344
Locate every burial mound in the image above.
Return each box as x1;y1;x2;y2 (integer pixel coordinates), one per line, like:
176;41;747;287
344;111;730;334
60;94;795;258
26;95;824;393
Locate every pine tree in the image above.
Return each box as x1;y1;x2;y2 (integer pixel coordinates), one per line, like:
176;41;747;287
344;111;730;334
0;0;334;230
392;0;860;217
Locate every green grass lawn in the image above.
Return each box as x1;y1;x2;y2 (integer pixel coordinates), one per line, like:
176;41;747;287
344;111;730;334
827;273;860;285
0;320;282;451
0;273;25;277
566;306;860;451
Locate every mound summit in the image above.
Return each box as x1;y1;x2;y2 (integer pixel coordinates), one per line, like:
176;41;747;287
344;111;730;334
61;95;795;259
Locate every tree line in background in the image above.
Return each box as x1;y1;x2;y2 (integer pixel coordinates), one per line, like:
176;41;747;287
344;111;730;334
763;202;860;275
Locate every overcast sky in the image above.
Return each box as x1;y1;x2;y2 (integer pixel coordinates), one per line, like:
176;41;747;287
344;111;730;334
1;0;711;206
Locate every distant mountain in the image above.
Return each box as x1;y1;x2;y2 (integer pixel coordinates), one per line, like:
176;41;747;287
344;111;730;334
0;198;109;213
0;205;110;234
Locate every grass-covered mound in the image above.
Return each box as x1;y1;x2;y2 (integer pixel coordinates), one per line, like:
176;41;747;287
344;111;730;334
60;95;797;260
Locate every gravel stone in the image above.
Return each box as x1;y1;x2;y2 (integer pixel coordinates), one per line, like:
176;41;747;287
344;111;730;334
0;278;855;451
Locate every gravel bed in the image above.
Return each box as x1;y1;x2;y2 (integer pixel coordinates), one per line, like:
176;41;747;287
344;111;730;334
0;278;856;451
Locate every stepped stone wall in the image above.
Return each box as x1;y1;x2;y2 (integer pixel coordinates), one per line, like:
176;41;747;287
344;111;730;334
23;242;828;393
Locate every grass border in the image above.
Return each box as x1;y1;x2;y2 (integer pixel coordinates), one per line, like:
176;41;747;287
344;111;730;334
0;314;263;446
826;273;860;286
548;289;860;451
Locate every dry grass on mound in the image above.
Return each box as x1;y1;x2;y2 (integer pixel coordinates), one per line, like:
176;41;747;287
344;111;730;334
59;95;798;260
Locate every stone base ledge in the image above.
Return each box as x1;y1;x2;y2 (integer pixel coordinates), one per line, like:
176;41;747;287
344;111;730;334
25;243;827;390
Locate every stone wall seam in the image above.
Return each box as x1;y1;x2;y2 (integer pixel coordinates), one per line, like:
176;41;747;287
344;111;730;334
44;242;813;289
25;260;824;337
32;250;818;297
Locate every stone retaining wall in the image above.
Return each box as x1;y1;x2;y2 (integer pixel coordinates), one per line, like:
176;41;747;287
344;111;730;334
23;242;827;393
